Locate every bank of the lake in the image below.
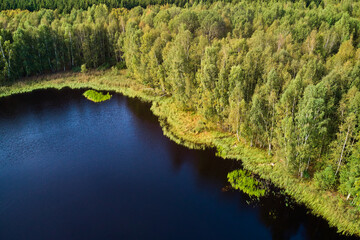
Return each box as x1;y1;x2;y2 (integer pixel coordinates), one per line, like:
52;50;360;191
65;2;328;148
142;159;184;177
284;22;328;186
1;69;359;237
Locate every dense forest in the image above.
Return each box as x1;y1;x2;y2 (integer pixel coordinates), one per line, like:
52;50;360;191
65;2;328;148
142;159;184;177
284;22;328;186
0;0;231;13
1;0;360;217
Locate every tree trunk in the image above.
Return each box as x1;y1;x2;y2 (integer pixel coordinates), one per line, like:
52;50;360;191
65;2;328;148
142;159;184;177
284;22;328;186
306;156;310;171
0;39;10;77
8;50;11;77
268;142;272;156
346;193;351;201
70;31;74;66
335;126;350;176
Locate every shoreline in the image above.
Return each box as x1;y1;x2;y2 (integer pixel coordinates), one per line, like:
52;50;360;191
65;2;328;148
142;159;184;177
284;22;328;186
1;70;359;237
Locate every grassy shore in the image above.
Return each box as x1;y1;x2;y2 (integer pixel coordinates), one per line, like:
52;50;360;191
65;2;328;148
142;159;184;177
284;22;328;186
1;69;359;236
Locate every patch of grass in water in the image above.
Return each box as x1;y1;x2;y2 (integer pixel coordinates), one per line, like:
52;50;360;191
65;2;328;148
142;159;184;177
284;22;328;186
227;169;266;198
83;89;112;102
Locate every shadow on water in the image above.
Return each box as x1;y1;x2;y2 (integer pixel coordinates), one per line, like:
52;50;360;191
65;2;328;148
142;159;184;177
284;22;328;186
0;88;358;240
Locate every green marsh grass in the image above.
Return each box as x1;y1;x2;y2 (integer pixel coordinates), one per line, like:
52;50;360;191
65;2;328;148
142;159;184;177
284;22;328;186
83;89;112;102
228;169;266;198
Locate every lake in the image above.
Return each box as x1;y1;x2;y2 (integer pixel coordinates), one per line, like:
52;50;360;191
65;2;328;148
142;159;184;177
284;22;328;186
0;89;357;240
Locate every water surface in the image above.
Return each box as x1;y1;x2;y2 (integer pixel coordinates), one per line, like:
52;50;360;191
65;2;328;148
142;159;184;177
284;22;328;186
0;89;357;240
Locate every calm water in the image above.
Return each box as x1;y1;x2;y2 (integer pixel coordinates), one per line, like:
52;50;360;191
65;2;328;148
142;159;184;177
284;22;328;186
0;89;357;240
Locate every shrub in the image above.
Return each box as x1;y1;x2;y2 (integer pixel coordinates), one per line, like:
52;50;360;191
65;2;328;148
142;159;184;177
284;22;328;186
314;166;336;190
97;63;110;71
72;66;81;72
81;64;87;73
303;170;310;179
116;61;127;70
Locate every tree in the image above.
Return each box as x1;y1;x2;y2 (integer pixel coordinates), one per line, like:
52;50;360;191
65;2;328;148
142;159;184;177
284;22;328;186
163;26;193;106
339;134;360;201
199;44;220;119
0;35;11;81
199;10;227;41
228;83;247;141
228;65;246;101
138;27;160;85
124;20;143;78
331;87;360;176
294;83;328;177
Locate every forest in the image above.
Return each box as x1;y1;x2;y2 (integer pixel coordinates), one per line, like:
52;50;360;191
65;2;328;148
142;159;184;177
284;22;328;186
0;0;232;13
0;0;360;228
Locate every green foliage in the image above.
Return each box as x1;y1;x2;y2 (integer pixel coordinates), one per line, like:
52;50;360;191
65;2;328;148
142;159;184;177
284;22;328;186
314;166;336;191
72;67;81;73
116;62;127;70
353;179;360;210
97;63;111;71
293;83;328;177
83;89;112;102
339;134;360;202
0;0;229;13
227;169;266;198
81;64;88;73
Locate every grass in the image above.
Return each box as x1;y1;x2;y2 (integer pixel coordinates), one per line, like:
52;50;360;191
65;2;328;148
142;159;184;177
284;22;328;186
0;70;162;102
0;69;359;237
227;169;266;198
83;89;112;102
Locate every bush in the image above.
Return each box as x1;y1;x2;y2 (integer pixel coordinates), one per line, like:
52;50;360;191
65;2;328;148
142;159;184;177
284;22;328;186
72;66;81;72
97;63;110;71
303;170;310;179
111;66;119;75
81;64;87;73
314;166;336;190
116;61;127;70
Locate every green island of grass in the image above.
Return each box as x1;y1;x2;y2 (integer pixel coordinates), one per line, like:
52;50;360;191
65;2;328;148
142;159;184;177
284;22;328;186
83;89;112;102
227;169;266;198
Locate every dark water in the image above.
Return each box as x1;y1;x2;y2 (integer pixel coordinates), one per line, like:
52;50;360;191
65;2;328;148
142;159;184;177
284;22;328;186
0;89;357;240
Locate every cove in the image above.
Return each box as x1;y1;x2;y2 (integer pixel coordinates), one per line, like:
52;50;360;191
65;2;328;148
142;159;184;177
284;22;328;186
0;88;357;240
